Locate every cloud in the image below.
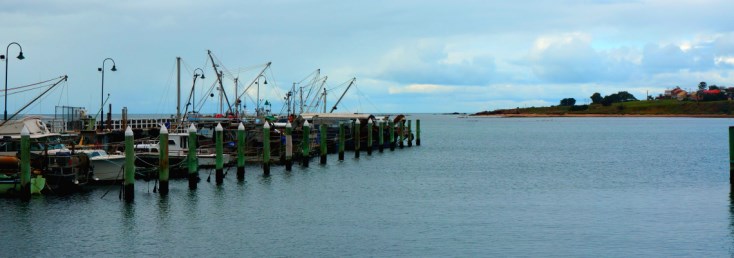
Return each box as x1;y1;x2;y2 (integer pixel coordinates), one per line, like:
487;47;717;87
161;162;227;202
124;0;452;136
388;84;454;94
373;41;496;86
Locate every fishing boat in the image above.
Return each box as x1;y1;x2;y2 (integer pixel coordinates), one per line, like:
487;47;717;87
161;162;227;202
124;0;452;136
76;149;125;182
0;116;91;193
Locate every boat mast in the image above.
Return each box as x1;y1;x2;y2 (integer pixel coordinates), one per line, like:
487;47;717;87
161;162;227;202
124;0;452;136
207;50;234;115
330;78;356;113
176;57;181;123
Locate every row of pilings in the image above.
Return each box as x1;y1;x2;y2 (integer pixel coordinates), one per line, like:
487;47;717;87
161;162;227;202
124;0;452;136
118;118;421;202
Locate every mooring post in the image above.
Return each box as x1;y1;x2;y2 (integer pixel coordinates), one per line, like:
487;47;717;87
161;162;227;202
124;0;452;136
730;126;734;186
367;119;373;155
285;122;293;171
188;123;198;190
20;125;30;201
407;120;412;147
263;122;271;176
355;119;361;158
159;125;169;195
124;126;135;202
237;122;246;180
338;122;345;161
389;120;395;151
215;123;224;185
378;120;384;153
416;119;421;146
302;120;311;167
320;122;327;164
399;119;405;149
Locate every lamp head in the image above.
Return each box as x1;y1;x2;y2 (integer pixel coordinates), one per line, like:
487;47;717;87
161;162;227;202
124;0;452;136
111;65;117;72
264;79;268;84
17;52;24;60
200;74;205;79
0;55;4;60
98;67;102;72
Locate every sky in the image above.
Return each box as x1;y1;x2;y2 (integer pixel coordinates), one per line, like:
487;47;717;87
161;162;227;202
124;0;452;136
2;0;734;115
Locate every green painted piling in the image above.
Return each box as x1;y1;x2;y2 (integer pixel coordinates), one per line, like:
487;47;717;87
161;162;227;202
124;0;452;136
124;126;135;202
416;119;421;146
237;123;246;180
355;119;361;158
407;120;412;147
302;120;311;167
389;120;395;151
159;126;169;195
399;120;405;149
367;119;373;155
20;126;30;201
320;123;327;164
215;123;224;185
339;122;345;160
285;122;293;171
263;122;271;175
378;120;384;153
730;126;734;185
188;124;198;189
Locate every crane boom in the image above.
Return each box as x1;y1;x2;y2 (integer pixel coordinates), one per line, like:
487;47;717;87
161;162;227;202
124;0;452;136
329;78;356;113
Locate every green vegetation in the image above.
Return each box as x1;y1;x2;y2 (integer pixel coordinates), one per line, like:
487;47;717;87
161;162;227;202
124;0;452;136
476;99;734;116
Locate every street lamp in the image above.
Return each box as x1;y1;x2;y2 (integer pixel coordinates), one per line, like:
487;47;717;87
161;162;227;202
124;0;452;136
254;74;267;116
2;42;25;121
191;68;205;112
98;58;116;130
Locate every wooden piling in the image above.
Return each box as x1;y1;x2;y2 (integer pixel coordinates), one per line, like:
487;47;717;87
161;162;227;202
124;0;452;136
389;120;395;151
416;119;421;146
339;122;345;161
237;122;246;180
124;126;135;202
215;123;224;185
302;120;311;167
730;126;734;185
263;122;271;176
320;123;327;164
378;120;384;153
407;120;412;147
20;125;30;201
355;119;361;158
188;124;198;189
367;119;373;155
399;119;405;149
159;125;169;195
285;122;293;171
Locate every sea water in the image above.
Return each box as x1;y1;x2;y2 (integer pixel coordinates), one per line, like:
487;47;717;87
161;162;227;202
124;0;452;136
2;114;733;257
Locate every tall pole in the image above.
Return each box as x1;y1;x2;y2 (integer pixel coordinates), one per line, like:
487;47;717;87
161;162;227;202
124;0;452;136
367;119;373;155
99;57;116;130
3;42;24;121
354;119;361;158
176;57;181;122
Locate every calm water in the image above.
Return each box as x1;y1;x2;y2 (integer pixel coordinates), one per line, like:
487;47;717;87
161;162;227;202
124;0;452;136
3;114;733;257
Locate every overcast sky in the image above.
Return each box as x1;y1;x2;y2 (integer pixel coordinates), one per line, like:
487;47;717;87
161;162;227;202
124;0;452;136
2;0;734;115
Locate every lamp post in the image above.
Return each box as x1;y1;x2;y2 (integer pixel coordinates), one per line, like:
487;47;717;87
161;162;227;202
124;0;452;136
191;68;205;113
2;42;25;121
98;58;117;130
255;74;267;117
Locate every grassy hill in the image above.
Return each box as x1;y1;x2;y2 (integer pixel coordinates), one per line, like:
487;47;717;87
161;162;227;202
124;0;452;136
474;99;734;116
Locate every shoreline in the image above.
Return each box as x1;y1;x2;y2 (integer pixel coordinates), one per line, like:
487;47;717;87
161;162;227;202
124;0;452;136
471;113;734;118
